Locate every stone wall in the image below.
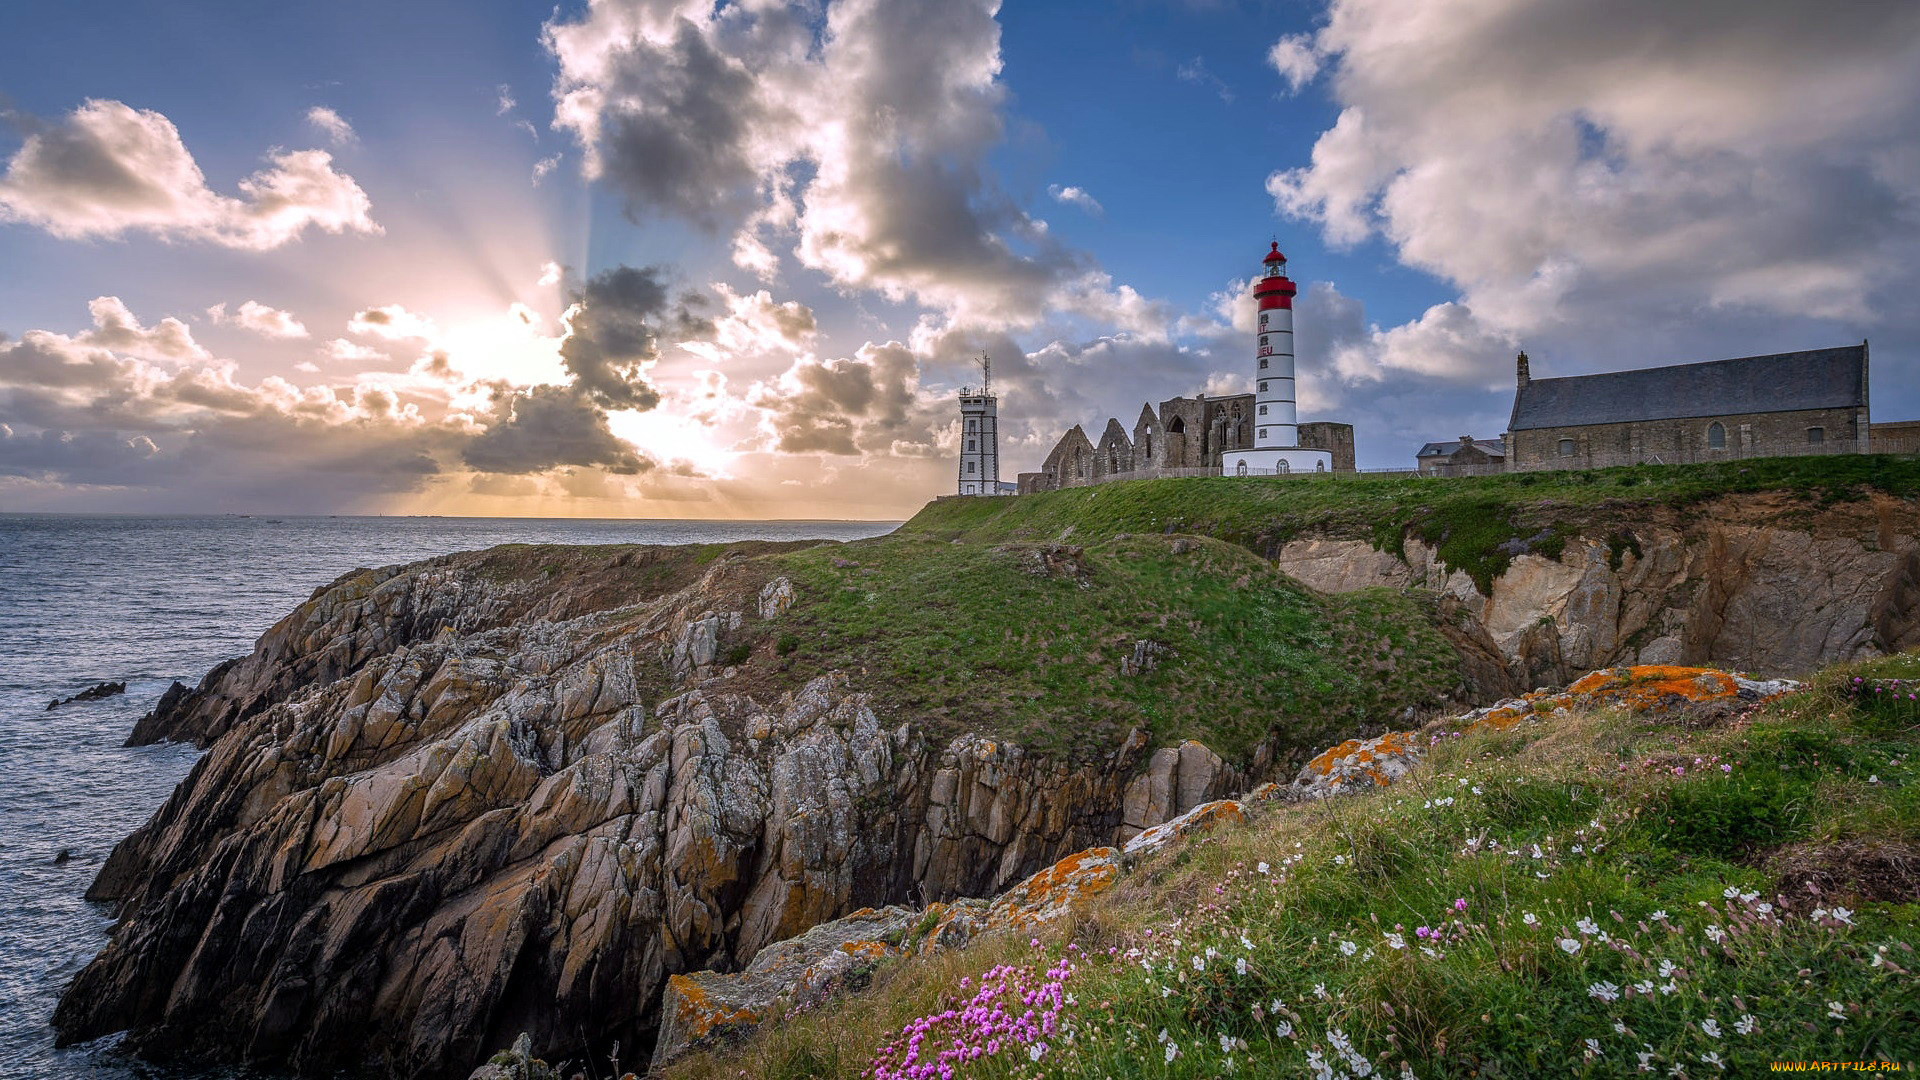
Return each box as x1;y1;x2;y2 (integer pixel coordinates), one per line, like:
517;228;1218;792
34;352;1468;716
1508;406;1867;471
1298;421;1357;472
1872;421;1920;455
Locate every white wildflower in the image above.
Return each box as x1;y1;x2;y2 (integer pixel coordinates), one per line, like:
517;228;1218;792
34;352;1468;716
1523;912;1539;926
1236;957;1248;976
1531;845;1545;859
1614;1020;1630;1035
1588;981;1622;1003
1658;959;1679;978
1029;1043;1044;1062
1275;1020;1294;1039
1240;933;1254;950
1385;932;1407;950
1650;910;1669;921
1832;906;1854;925
1756;902;1773;915
1220;1033;1234;1055
1559;938;1581;954
1828;1000;1847;1020
1256;861;1270;874
1722;886;1741;899
1577;917;1600;936
1704;925;1726;943
1634;980;1655;995
1340;940;1358;956
1165;1040;1179;1064
1701;1050;1725;1070
1586;1038;1603;1056
1734;1014;1756;1035
1700;1018;1721;1038
1313;982;1329;999
1191;955;1204;971
1659;980;1678;996
1157;1028;1169;1044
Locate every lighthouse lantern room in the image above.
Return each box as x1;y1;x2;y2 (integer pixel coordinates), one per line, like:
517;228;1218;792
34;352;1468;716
1221;241;1332;477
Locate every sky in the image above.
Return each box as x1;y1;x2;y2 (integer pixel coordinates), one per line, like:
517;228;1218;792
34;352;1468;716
1;0;1916;520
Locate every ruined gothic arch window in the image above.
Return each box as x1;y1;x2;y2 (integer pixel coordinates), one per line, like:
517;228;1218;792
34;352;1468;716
1168;416;1185;434
1706;422;1726;450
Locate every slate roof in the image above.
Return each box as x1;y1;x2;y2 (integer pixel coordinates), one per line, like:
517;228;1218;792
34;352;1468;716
1418;438;1506;458
1509;345;1866;432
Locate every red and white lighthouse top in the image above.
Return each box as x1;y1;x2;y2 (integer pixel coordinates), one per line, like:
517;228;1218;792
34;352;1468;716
1255;240;1295;308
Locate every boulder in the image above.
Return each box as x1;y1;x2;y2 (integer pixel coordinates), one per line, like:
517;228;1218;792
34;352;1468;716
650;906;915;1069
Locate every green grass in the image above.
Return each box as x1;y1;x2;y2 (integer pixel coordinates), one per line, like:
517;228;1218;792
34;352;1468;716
901;456;1920;595
666;655;1920;1079
758;532;1470;760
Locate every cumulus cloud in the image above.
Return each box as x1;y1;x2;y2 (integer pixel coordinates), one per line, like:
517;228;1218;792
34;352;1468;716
1047;184;1103;215
557;265;711;410
347;304;438;341
750;342;927;455
461;383;652;474
1266;33;1322;93
0;99;381;249
208;299;309;339
76;295;210;361
304;106;357;147
1267;0;1920;389
546;0;1103;328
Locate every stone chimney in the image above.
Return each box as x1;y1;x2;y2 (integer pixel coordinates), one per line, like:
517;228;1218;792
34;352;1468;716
1516;350;1531;388
1460;435;1475;447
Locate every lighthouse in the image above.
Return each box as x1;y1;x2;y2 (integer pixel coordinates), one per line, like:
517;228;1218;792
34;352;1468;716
1221;241;1332;477
956;354;1001;495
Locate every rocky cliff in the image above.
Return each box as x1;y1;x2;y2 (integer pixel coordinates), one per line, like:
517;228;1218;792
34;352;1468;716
1274;494;1919;686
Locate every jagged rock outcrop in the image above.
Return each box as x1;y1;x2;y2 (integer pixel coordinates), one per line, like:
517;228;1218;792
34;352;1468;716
1275;501;1919;683
57;551;1271;1078
1290;665;1802;799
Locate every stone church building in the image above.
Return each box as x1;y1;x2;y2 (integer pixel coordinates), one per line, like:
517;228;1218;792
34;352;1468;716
1017;393;1354;494
1504;343;1875;470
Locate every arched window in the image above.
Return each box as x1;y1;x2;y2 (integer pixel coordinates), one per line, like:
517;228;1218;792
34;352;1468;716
1278;460;1291;474
1169;417;1185;434
1706;422;1726;450
1235;460;1248;477
1316;460;1326;472
1557;438;1576;456
1806;426;1825;444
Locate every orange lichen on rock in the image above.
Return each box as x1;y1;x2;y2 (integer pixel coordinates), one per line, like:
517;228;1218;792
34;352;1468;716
1122;798;1247;857
663;974;763;1042
838;939;891;961
1293;665;1800;801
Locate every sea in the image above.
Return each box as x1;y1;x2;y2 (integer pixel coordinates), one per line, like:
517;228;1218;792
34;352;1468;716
0;514;897;1080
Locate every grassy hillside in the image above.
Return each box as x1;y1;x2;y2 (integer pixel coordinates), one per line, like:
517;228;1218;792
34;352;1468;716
903;456;1920;594
667;652;1920;1079
756;533;1472;760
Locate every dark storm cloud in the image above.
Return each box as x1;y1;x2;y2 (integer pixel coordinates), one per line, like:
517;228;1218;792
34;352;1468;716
461;384;653;475
593;20;767;226
558;265;712;411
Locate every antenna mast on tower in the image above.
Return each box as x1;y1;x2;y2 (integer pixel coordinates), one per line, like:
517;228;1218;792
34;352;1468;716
981;353;991;394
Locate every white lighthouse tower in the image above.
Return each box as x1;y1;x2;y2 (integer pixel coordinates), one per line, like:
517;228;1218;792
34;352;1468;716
1221;241;1332;477
956;354;1001;495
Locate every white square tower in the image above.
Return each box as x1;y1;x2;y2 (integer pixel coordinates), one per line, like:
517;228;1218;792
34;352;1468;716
957;355;1000;495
